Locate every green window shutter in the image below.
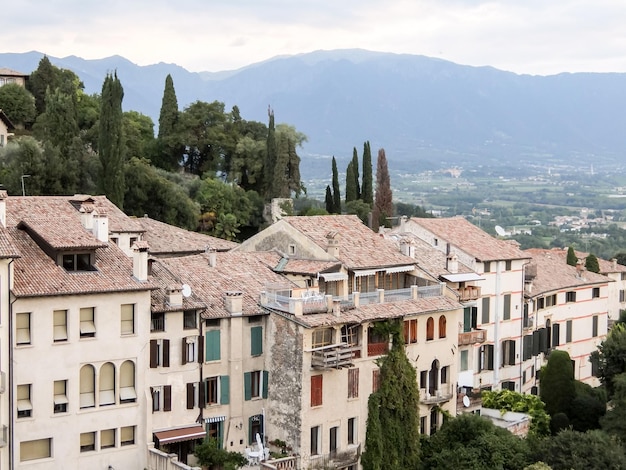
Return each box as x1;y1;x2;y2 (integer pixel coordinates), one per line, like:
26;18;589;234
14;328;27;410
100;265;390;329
248;416;254;445
205;330;221;361
482;297;490;324
244;372;251;401
503;294;511;320
220;376;230;404
262;370;269;399
251;326;263;356
218;421;224;449
463;308;471;332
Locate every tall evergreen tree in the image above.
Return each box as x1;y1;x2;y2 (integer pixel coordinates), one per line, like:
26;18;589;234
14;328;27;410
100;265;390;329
331;156;341;213
540;350;577;419
567;246;578;266
154;74;182;170
372;148;393;232
352;146;361;200
324;185;333;214
264;107;278;201
586;253;600;273
27;55;61;115
361;141;373;206
345;160;357;203
99;72;125;209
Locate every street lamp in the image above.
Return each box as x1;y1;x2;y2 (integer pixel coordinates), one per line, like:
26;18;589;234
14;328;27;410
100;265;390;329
21;174;31;197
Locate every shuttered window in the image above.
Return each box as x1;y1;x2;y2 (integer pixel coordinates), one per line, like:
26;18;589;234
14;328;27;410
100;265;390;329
101;429;115;449
482;297;490;324
120;361;136;403
16;312;31;345
426;317;434;341
80;432;95;452
348;368;359;399
251;326;263;356
205;330;221;361
121;304;134;335
20;438;51;461
80;365;95;408
53;310;67;342
311;374;323;407
99;362;115;406
79;307;96;338
503;294;511;320
438;315;446;338
221;376;230;404
121;426;135;446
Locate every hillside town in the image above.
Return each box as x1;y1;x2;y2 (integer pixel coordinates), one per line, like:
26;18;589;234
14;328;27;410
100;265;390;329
0;190;618;469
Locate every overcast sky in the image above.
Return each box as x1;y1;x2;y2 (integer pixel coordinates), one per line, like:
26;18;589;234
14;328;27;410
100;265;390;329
4;1;626;76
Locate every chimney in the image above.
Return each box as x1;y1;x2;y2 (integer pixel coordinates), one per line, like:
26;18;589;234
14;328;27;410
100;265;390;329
326;231;340;258
447;253;459;274
612;258;618;270
399;215;407;232
132;240;149;281
332;299;341;317
93;210;109;242
224;291;243;316
167;286;183;307
400;238;415;258
576;259;586;279
79;204;95;231
0;190;7;228
207;247;217;267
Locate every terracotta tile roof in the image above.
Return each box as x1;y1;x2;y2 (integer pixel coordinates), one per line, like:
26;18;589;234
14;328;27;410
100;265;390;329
19;218;106;250
283;215;415;269
149;260;207;313
297;296;463;328
253;251;340;275
9;227;153;298
0;226;20;259
132;216;237;255
567;249;626;275
408;217;530;262
524;248;610;296
161;251;295;318
0;68;28;77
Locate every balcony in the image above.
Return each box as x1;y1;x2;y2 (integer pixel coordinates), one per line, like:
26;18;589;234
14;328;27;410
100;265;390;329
309;445;361;469
457;286;481;302
420;384;454;404
458;329;486;346
311;344;361;369
367;341;389;357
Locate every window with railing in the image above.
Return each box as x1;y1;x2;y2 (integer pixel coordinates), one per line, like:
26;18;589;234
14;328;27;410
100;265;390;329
151;312;165;332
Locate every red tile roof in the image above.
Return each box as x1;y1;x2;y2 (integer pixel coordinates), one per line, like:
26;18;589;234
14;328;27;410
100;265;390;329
149;260;207;313
19;218;107;250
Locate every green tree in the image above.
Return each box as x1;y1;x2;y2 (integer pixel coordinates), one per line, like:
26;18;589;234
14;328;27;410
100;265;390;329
264;107;277;200
361;141;373;205
601;372;626;442
123;111;155;159
592;322;626;399
586;253;600;273
566;246;578;266
154;74;182;170
540;350;576;420
27;55;62;115
0;83;36;127
346;200;371;225
194;437;247;470
324;185;333;214
372;148;393;232
276;123;306;198
569;381;605;432
331;156;341;213
99;72;125;208
362;322;420;470
352;146;361;200
614;252;626;266
345;160;357;203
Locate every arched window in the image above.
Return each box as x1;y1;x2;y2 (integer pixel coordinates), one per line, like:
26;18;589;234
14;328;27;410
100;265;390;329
439;316;447;338
99;362;116;406
426;317;434;341
80;365;95;409
120;361;137;403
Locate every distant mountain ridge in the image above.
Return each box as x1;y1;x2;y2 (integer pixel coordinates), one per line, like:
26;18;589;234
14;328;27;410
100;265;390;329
2;49;626;175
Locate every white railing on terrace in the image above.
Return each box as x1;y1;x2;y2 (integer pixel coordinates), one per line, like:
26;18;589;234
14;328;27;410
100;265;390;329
262;455;299;469
358;291;379;305
384;287;413;302
417;284;444;297
147;446;201;470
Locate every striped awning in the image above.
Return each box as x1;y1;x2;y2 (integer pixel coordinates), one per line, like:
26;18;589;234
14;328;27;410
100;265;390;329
154;425;205;445
386;265;415;274
205;415;226;424
319;272;348;281
353;269;378;277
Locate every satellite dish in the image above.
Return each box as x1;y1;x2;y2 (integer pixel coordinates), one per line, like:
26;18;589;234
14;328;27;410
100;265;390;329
494;225;506;237
463;395;470;407
181;284;192;298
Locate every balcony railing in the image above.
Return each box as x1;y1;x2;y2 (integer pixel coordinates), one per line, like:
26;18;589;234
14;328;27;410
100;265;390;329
151;316;165;332
458;286;481;302
309;444;361;469
311;344;360;369
367;341;389;357
420;384;454;404
458;329;487;345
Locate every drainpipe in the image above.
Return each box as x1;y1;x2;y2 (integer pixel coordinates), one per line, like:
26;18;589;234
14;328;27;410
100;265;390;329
520;261;531;392
8;258;15;470
493;261;501;388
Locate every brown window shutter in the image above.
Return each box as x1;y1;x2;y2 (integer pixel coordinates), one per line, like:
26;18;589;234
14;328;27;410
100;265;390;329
198;381;206;408
198;336;204;363
182;337;188;365
186;383;194;409
163;339;170;367
150;340;157;368
164;385;172;411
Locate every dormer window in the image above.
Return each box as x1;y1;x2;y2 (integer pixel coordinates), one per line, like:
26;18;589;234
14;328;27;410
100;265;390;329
61;253;95;271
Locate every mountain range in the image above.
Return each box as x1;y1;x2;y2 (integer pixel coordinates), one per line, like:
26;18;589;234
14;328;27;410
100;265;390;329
2;49;626;176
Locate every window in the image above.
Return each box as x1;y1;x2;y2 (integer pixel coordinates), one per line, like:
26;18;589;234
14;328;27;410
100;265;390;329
330;426;338;454
62;253;93;271
54;380;68;413
484;261;491;273
420;417;427;435
312;328;333;348
251;326;263;356
311;374;323;406
481;297;490;324
503;294;511;320
79;307;95;338
249;414;264;445
120;360;137;403
288;244;296;255
20;438;51;462
592;315;599;337
16;312;31;345
592;287;600;298
537;297;545;310
420;370;427;389
151;385;171;412
523;334;533;361
404;319;417;344
501;381;515;391
566;291;577;303
80;365;95;408
460;350;469;371
426;317;434;341
121;426;135;446
17;384;32;418
183;310;197;330
478;344;494;371
591;354;600;377
552;323;560;348
182;336;197;364
206;318;220;327
502;340;516;366
245;370;268;400
310;426;320;455
341;324;359;346
566;320;573;343
121;304;134;335
248;315;262;323
205;329;221;361
99;362;116;406
206;377;219;405
372;369;381;393
101;429;115;449
80;432;95;452
348;418;357;445
187;382;198;409
441;365;449;384
151;312;165;332
150;339;170;368
53;310;68;342
505;260;512;271
348;368;359;399
621;290;626;303
438;315;446;338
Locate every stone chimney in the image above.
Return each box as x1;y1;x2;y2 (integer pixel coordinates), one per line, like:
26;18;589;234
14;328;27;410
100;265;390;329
400;238;415;258
167;286;183;308
93;210;109;243
399;215;407;232
79;203;95;231
612;258;618;271
0;190;7;228
132;240;149;281
326;231;340;258
224;291;243;316
576;259;586;279
207;247;217;267
447;253;459;274
332;299;341;317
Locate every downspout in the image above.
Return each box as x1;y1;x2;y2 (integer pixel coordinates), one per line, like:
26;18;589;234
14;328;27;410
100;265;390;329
8;258;15;470
493;261;501;387
520;261;531;392
199;315;204;426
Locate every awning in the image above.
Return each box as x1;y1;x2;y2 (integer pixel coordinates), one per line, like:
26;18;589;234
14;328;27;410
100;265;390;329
319;272;348;281
386;265;415;274
154;425;206;445
440;273;484;283
353;269;379;277
205;415;226;424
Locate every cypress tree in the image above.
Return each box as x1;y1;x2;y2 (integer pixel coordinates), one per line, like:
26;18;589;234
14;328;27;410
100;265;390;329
566;246;578;266
27;55;60;115
586;254;600;273
362;141;373;205
540;350;576;419
264;107;278;201
345;161;357;203
352;147;361;199
324;185;333;214
155;74;181;170
331;156;341;213
99;72;125;209
372;148;393;231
